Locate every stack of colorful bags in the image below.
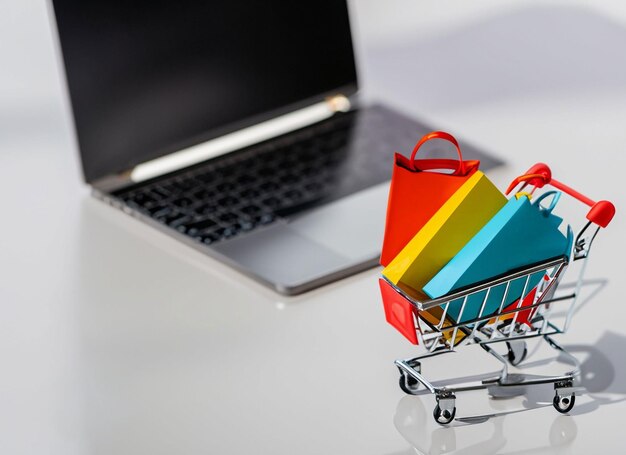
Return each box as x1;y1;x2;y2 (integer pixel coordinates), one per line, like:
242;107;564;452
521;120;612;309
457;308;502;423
379;132;573;344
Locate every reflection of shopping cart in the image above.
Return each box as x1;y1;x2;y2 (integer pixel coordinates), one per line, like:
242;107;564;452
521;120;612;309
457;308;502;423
394;395;578;454
383;164;615;424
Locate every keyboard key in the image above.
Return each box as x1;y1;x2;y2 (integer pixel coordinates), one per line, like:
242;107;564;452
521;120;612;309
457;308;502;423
255;213;275;225
168;214;191;227
155;211;183;224
217;196;238;206
192;188;216;200
240;220;254;231
261;196;281;209
257;166;275;177
216;181;236;192
259;181;279;191
150;187;170;200
284;189;303;200
216;166;235;178
304;181;323;193
218;212;238;223
172;178;197;192
240;204;261;215
160;183;179;194
129;192;155;206
171;197;194;208
240;188;260;199
147;204;170;215
236;173;257;185
214;227;237;239
300;164;323;177
195;203;218;215
185;217;218;235
195;171;217;184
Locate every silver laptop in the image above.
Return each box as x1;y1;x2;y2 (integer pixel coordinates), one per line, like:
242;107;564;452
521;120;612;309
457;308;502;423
50;0;501;295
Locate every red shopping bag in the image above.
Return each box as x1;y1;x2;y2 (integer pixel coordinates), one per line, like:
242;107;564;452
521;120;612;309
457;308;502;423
379;278;467;345
379;278;419;345
499;275;549;327
380;132;480;266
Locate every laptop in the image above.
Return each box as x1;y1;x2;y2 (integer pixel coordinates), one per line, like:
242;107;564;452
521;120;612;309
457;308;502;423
50;1;501;295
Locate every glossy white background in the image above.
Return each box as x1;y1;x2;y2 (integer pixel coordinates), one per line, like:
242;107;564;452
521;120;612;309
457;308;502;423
1;1;626;453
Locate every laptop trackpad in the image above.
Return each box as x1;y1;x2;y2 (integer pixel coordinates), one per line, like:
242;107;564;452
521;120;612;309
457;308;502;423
212;183;388;291
286;182;388;260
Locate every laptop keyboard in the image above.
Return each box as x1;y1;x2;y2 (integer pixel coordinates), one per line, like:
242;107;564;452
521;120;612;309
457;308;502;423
114;110;376;246
111;105;502;248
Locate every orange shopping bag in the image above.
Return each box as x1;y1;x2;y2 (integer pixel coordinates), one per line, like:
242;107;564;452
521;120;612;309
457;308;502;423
380;132;480;266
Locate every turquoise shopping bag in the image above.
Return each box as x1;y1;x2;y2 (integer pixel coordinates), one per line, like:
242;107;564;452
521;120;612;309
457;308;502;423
441;271;547;325
423;191;573;323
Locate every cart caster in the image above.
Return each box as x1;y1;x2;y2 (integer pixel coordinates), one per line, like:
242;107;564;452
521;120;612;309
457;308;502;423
506;340;527;366
399;371;420;395
433;393;456;425
553;392;575;414
398;361;421;395
553;380;576;414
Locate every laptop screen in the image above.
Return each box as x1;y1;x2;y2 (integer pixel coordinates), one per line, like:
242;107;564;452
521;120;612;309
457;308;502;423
52;1;358;183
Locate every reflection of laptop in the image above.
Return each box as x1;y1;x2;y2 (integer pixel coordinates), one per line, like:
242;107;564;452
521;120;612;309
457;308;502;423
50;1;501;295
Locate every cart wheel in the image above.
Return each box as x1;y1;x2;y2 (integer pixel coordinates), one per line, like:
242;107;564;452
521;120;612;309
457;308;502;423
433;403;456;425
506;341;527;366
398;369;420;395
553;393;576;414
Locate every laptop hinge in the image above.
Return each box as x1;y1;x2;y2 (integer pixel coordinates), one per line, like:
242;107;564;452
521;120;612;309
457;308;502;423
92;95;351;192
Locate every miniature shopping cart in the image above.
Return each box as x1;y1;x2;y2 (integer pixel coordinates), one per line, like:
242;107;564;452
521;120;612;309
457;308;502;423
381;163;615;425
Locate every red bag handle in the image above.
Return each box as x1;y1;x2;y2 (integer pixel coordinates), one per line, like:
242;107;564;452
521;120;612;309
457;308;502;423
409;131;468;175
507;163;616;228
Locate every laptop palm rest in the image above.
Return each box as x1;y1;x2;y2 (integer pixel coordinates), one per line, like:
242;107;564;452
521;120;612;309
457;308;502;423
212;183;388;294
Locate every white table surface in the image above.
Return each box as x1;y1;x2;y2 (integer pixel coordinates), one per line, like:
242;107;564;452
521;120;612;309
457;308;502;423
2;2;626;454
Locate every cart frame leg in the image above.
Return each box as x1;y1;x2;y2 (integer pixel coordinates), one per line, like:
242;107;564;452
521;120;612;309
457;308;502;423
543;334;582;378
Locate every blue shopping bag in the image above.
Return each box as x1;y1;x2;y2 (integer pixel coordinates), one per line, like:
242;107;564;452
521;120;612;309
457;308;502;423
423;191;573;322
441;271;547;325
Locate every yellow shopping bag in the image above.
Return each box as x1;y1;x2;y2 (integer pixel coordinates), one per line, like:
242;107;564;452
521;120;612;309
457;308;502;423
382;170;506;292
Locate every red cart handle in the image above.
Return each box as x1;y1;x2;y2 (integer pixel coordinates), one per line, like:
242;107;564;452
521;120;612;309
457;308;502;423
506;163;615;228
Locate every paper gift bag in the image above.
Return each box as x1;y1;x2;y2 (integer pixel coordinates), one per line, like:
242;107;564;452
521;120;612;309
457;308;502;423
379;279;466;344
498;268;561;327
424;191;573;300
419;304;468;345
442;271;547;325
380;132;480;266
382;170;506;291
379;279;419;344
498;284;540;326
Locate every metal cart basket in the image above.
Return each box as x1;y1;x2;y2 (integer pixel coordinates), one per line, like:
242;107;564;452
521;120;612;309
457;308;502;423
384;163;615;424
